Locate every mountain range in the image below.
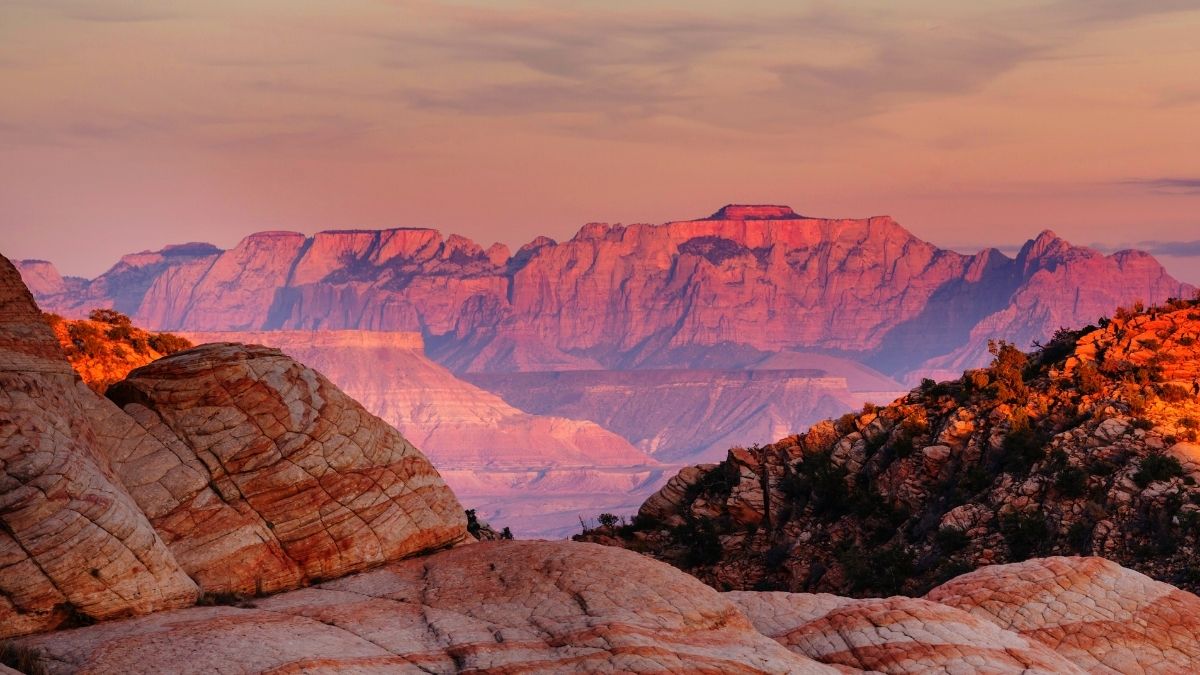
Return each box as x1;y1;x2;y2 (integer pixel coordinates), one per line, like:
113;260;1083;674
17;205;1192;534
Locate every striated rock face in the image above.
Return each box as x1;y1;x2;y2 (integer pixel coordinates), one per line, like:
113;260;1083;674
927;556;1200;673
583;298;1200;597
22;208;1192;382
728;592;1083;673
105;342;468;595
468;363;906;462
12;541;835;674
180;330;663;538
0;255;198;638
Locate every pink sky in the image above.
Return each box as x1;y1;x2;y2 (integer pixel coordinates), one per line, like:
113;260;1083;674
1;1;1198;283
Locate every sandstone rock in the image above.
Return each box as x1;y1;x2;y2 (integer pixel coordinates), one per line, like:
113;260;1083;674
179;330;660;539
728;591;1083;673
0;255;198;638
926;556;1200;673
12;541;835;674
104;342;468;595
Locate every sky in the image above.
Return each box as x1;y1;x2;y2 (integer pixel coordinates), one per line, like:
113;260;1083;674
1;0;1198;283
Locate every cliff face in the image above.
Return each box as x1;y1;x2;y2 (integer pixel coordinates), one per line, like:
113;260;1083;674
582;298;1200;598
22;207;1193;380
467;366;907;462
7;251;1200;673
181;330;665;538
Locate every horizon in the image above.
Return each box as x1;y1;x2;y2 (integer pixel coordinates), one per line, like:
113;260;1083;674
11;204;1200;285
3;1;1200;283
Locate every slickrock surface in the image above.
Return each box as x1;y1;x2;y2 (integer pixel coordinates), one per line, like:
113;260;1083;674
21;206;1191;382
105;342;468;595
11;541;835;674
0;255;197;638
727;591;1084;673
180;330;663;539
927;556;1200;674
582;298;1200;597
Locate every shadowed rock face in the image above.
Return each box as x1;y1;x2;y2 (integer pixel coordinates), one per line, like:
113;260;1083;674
0;255;198;638
106;342;468;595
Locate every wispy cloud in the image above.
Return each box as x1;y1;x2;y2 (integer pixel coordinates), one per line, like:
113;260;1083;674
1093;239;1200;256
1119;177;1200;194
19;0;178;23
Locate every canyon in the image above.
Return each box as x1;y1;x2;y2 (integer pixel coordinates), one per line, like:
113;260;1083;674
16;205;1192;533
180;330;668;539
5;251;1200;674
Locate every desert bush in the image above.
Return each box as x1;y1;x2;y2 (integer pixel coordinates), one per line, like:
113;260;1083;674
1001;512;1050;560
987;340;1029;403
1133;454;1185;488
935;526;969;552
88;308;131;325
1076;362;1105;394
1055;465;1088;498
148;332;192;354
1159;384;1190;403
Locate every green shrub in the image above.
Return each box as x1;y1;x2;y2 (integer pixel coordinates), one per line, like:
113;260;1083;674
1076;362;1105;394
1133;454;1185;488
935;526;970;552
148;332;192;354
1001;512;1050;560
88;308;131;325
1054;465;1088;498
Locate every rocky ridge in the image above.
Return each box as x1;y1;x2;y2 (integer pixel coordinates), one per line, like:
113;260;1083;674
5;252;1200;672
19;206;1190;382
582;296;1200;598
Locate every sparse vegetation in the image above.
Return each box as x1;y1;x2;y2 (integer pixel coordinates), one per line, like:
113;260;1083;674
1133;455;1185;488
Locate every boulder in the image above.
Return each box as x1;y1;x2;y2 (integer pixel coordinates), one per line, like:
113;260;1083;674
0;255;198;638
104;342;468;595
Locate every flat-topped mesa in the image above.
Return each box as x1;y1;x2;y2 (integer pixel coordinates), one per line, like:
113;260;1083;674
706;204;803;220
184;329;427;351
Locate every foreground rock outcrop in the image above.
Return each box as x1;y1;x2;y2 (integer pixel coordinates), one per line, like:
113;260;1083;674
10;545;1200;674
0;254;466;637
11;541;836;674
583;297;1200;597
0;256;198;637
